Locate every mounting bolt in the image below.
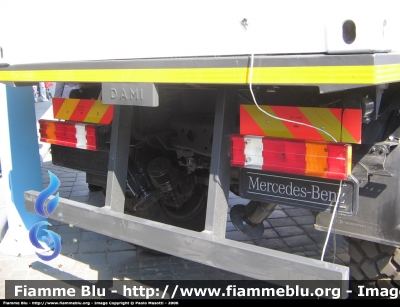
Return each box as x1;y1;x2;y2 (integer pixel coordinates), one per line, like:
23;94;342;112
363;116;371;124
240;18;248;28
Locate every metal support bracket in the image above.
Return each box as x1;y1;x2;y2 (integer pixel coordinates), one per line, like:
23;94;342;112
104;105;133;213
352;141;397;187
372;84;389;120
204;86;238;237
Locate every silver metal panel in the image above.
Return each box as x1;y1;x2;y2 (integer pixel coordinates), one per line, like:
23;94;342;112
1;53;394;71
104;105;133;213
205;87;238;237
1;0;398;65
318;84;369;94
24;190;349;287
102;83;159;107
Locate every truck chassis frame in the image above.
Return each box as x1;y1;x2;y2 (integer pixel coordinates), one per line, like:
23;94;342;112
4;52;398;294
24;86;349;283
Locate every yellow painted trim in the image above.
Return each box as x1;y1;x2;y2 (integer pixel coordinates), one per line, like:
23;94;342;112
84;100;110;123
55;98;79;120
243;105;293;138
298;107;342;142
0;64;399;84
241;105;361;143
340;125;358;144
374;64;400;84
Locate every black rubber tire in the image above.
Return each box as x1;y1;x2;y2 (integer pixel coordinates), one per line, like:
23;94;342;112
348;238;400;298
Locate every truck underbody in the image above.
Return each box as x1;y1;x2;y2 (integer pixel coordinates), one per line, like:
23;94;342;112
2;30;400;297
45;79;400;248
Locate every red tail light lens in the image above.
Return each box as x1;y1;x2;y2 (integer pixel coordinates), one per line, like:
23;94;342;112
231;134;352;180
39;119;99;151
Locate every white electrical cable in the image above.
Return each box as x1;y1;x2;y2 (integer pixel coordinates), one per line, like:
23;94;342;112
248;53;338;143
247;52;343;262
320;181;342;261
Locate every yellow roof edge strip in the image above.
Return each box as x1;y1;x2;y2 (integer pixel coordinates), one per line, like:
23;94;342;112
0;64;398;84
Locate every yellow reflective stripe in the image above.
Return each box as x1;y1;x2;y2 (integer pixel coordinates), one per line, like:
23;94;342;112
84;100;110;123
0;68;247;83
340;125;358;144
243;105;293;138
375;64;400;83
55;98;80;120
254;66;376;84
0;65;398;84
298;107;342;142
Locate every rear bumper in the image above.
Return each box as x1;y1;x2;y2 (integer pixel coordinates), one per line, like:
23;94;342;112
25;190;349;284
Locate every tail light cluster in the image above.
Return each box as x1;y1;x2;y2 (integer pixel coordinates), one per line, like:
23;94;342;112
39;119;100;151
231;134;352;180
